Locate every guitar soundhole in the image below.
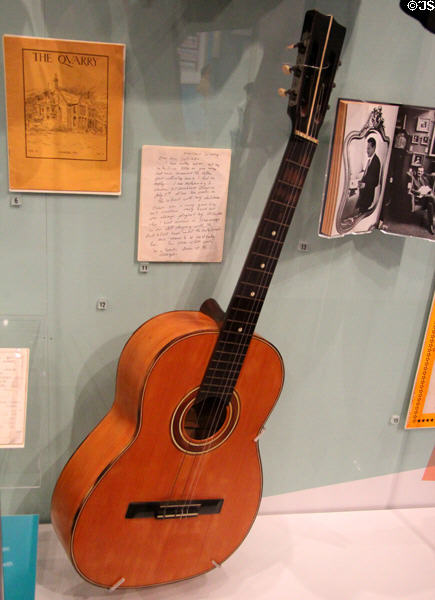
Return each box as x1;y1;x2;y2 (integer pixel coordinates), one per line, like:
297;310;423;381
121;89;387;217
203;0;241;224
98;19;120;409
184;396;227;441
171;387;240;454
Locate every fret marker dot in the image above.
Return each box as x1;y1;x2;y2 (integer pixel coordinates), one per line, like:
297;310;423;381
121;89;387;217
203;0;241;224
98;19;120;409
250;291;255;297
271;230;277;236
237;327;243;332
260;263;265;269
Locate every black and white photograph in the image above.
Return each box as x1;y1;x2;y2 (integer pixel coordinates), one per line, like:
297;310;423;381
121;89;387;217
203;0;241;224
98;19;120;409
411;153;425;167
380;105;435;239
416;116;431;132
320;99;435;241
332;102;397;236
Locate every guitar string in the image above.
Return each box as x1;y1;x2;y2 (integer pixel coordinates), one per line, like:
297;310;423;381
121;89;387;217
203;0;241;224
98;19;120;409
171;43;330;517
176;140;315;528
197;138;316;430
176;140;316;525
178;113;322;513
192;81;329;450
177;136;318;518
157;139;310;518
162;28;336;557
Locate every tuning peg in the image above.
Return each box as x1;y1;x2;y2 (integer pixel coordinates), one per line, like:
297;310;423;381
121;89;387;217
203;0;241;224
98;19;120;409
287;42;306;53
278;88;297;101
281;64;301;77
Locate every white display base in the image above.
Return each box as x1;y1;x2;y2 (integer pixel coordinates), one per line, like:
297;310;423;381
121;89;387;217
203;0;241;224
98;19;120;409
36;508;435;599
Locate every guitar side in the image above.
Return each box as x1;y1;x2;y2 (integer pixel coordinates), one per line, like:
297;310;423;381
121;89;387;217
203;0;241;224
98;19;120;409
51;309;284;588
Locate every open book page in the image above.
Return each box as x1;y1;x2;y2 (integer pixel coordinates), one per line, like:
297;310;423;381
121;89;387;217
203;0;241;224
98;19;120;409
321;100;398;237
138;145;231;262
379;104;435;241
0;348;29;448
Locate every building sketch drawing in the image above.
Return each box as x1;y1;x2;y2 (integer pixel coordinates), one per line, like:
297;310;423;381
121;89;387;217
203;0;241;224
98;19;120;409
25;74;106;136
22;52;109;161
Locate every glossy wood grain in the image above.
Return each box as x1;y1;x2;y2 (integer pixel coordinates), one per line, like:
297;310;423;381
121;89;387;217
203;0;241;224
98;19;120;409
51;310;283;588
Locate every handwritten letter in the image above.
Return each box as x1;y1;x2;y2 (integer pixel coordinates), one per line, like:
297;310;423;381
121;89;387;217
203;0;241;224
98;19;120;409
138;146;231;262
0;348;29;448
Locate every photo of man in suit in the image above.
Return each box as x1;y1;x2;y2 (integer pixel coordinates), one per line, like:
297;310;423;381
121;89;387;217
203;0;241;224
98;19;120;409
354;136;381;216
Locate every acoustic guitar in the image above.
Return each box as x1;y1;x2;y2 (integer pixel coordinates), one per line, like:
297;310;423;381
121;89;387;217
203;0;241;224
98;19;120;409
51;11;345;589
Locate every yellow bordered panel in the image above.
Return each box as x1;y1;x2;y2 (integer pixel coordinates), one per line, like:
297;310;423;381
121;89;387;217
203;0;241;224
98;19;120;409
3;35;124;194
406;292;435;429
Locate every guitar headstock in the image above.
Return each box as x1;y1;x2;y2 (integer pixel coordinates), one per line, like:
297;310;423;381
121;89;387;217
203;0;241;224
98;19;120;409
280;11;346;143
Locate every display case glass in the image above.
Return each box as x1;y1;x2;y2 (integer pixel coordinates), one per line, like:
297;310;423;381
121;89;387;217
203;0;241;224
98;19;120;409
0;0;433;531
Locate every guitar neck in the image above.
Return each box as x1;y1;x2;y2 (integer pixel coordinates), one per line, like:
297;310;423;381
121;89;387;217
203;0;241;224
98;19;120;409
199;133;318;401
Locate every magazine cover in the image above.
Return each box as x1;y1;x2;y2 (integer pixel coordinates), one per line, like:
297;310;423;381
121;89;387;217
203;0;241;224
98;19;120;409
3;35;125;194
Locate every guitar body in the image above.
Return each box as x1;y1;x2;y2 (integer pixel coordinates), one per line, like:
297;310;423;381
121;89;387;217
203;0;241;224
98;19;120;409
51;309;284;589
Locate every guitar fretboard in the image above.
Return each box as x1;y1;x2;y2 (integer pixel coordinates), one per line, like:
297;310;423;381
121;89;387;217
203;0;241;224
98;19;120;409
198;134;317;405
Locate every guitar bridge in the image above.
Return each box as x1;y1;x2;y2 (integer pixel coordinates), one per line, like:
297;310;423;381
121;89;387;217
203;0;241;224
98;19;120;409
125;499;224;520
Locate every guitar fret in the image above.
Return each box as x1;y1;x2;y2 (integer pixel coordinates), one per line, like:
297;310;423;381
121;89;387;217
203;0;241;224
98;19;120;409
225;319;258;326
199;390;235;399
226;318;249;324
240;281;269;289
246;266;274;275
212;350;245;358
270;198;298;211
263;217;290;228
251;251;277;260
209;362;243;372
221;334;254;342
234;293;265;301
218;339;250;346
277;179;303;190
204;369;238;386
270;198;290;207
257;235;284;245
286;198;298;210
204;370;239;380
228;306;261;315
206;363;243;373
204;368;240;385
207;367;244;377
202;382;238;390
285;158;309;169
204;359;244;369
